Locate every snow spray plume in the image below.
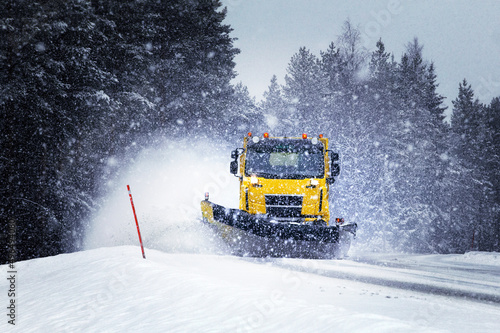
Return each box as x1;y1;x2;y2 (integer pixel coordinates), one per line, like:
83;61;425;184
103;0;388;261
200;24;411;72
84;138;238;254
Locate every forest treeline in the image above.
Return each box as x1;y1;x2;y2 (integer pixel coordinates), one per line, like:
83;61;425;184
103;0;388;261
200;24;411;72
1;0;255;262
1;1;498;262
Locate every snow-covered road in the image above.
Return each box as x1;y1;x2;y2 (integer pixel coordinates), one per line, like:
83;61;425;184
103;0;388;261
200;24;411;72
268;251;500;303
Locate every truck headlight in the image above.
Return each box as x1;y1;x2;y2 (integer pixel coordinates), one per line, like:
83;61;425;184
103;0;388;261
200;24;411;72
250;175;259;185
310;179;319;186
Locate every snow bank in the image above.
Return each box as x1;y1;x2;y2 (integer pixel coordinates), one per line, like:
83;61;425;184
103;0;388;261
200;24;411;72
448;251;500;266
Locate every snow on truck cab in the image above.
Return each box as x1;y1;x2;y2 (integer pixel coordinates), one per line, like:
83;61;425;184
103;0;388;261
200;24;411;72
201;133;356;258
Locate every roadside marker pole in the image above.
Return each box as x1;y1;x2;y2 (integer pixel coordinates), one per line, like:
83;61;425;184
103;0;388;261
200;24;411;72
127;185;146;259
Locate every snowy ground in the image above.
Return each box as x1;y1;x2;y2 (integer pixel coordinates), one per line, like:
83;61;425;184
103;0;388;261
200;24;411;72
3;140;500;332
2;247;500;332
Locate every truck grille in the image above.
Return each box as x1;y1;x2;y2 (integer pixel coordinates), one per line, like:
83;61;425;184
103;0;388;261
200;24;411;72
265;195;303;218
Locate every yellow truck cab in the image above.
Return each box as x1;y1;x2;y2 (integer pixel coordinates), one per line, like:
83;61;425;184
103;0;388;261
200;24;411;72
230;133;340;226
201;132;356;258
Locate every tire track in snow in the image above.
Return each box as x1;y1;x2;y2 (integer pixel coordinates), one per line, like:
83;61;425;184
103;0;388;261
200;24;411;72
264;257;500;304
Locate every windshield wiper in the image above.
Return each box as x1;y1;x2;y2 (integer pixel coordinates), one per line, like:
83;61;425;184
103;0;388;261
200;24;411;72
250;172;322;179
251;172;281;179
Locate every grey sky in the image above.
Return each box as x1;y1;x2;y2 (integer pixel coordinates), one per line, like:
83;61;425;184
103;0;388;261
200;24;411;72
221;0;500;110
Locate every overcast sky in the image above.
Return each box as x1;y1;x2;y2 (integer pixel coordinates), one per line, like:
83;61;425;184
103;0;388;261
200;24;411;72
221;0;500;110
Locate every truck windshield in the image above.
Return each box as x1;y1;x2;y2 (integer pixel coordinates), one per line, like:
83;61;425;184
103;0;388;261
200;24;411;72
245;140;324;179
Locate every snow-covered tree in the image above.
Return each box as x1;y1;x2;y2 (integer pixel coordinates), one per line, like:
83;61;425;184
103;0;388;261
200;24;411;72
260;75;289;134
383;38;449;252
283;47;326;133
219;82;261;139
449;80;498;251
485;97;500;251
336;19;367;84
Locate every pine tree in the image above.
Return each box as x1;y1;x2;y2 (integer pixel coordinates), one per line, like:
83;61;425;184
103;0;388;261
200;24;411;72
320;42;345;137
260;75;289;135
220;82;261;139
449;79;487;251
150;0;239;133
485;97;500;251
327;20;369;139
387;38;449;252
336;19;367;85
283;47;326;133
358;39;401;250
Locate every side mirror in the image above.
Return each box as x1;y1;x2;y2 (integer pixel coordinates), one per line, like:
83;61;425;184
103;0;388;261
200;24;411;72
331;163;340;177
327;150;340;179
231;149;238;160
230;160;238;175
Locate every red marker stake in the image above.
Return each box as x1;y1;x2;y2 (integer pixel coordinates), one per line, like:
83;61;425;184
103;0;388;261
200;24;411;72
127;185;146;259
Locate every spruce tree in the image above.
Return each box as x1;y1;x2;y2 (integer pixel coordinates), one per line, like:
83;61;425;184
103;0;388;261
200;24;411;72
220;82;260;139
390;38;449;252
260;75;289;135
450;80;486;251
320;42;345;138
485;97;500;250
361;39;400;250
283;47;326;133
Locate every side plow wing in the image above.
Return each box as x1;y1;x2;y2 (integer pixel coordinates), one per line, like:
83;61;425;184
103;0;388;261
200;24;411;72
202;200;341;242
201;200;357;258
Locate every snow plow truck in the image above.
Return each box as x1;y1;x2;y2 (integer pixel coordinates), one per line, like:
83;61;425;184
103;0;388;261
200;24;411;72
201;133;357;258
